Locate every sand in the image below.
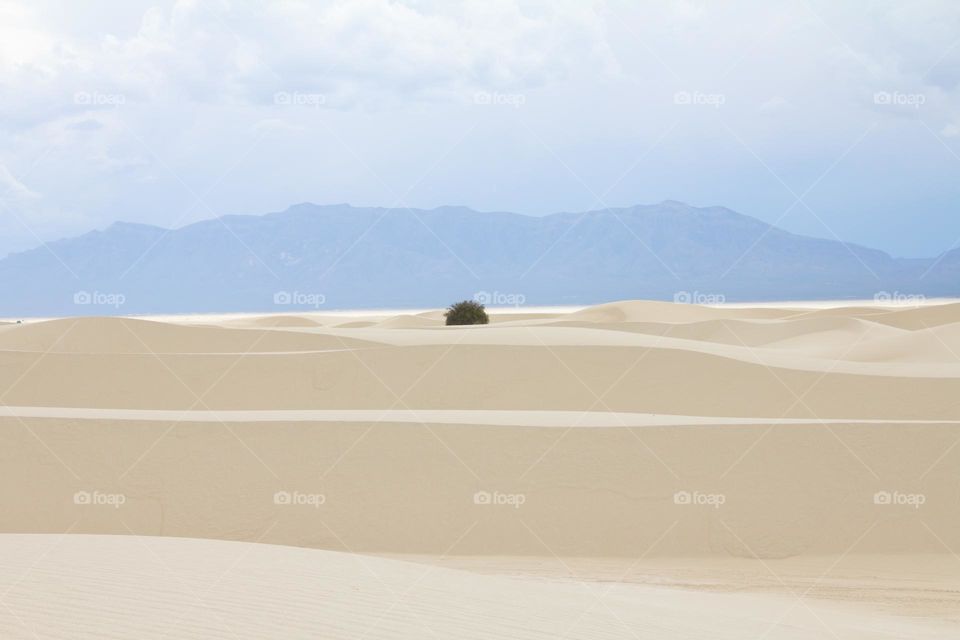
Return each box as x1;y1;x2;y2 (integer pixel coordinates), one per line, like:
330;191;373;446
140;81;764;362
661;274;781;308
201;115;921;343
1;536;957;639
0;300;958;638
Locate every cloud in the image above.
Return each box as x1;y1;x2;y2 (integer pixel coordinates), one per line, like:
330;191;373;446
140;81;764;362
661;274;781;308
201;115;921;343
941;123;960;137
250;0;619;104
758;96;788;112
0;0;619;126
66;118;103;131
252;118;304;134
0;162;40;201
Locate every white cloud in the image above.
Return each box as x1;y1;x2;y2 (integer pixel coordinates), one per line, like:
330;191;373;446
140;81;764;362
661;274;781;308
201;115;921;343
0;162;40;201
941;123;960;137
758;96;788;112
0;0;619;124
252;118;304;134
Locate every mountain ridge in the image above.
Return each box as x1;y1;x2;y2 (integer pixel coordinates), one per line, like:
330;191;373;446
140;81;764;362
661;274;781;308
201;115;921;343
1;201;955;316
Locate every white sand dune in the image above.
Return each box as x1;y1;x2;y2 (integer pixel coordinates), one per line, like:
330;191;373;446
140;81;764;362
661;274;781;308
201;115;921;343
0;535;955;639
3;417;957;559
228;314;324;328
372;314;442;329
1;299;958;637
0;316;380;354
2;332;958;412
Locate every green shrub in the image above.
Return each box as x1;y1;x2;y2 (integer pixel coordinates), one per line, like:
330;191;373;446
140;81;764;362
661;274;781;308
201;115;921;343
445;300;489;326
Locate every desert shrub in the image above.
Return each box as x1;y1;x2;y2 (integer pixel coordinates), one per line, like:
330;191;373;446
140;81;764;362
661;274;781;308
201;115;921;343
445;300;489;326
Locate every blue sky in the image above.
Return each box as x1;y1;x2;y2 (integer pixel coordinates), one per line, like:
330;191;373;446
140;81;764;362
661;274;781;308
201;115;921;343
1;0;959;259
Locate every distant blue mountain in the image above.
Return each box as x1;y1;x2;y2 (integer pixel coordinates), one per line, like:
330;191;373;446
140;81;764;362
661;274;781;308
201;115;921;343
0;201;956;316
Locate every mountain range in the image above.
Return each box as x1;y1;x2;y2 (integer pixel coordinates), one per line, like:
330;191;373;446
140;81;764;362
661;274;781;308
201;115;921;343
2;201;958;316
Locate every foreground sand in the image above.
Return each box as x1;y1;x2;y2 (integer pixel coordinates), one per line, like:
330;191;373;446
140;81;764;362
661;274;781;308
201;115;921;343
0;300;958;637
1;535;956;639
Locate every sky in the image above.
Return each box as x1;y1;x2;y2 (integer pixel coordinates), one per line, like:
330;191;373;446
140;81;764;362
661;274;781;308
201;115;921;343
1;0;959;259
